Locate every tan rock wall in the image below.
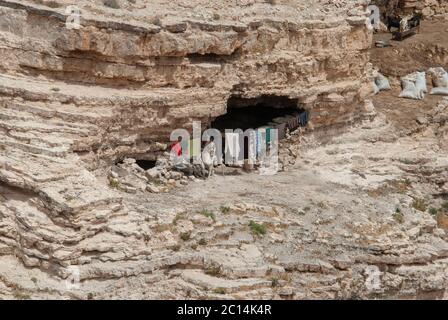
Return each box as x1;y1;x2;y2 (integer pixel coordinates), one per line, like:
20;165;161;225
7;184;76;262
0;0;373;163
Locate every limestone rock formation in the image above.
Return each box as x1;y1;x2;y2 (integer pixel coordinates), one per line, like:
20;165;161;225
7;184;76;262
0;0;447;300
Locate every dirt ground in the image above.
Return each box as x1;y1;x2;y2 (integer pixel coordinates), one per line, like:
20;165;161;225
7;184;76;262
371;17;448;78
371;18;448;135
125;18;448;227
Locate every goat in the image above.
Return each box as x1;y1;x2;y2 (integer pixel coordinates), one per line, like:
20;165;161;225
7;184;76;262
386;15;401;32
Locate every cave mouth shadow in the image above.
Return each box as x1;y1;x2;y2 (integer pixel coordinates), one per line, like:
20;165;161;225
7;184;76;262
135;159;157;170
211;95;304;131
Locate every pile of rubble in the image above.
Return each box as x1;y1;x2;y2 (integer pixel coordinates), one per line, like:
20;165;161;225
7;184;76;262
108;157;197;194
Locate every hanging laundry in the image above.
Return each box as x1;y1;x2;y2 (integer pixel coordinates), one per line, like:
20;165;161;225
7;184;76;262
247;130;257;163
286;115;299;130
268;122;285;141
276;122;287;140
225;132;241;165
189;138;201;158
266;127;273;146
256;128;266;158
299;111;310;127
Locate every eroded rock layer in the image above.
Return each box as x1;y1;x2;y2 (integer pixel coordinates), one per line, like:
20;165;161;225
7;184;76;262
0;0;447;300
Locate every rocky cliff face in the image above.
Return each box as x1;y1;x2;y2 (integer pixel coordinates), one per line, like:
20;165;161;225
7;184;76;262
372;0;448;17
0;0;373;161
0;0;447;300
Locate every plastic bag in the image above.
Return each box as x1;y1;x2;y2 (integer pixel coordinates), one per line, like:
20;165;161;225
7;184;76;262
428;67;448;88
399;79;424;100
415;71;428;93
375;73;391;91
430;87;448;96
372;81;380;95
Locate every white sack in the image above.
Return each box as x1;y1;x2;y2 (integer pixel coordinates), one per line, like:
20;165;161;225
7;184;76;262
375;73;391;91
428;67;448;88
372;81;380;95
399;79;424;100
430;87;448;96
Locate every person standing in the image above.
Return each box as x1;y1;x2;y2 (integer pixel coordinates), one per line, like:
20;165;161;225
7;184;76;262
171;136;185;167
202;136;217;178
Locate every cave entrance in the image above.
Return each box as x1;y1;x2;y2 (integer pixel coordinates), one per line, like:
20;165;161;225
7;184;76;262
210;95;308;160
211;95;303;132
115;158;158;170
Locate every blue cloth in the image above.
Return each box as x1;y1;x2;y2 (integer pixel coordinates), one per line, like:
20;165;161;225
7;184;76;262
299;111;309;127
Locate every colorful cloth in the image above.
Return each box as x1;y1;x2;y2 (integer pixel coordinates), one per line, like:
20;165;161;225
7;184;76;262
286;115;299;130
299;111;310;127
225;132;240;163
266;127;273;145
188;138;201;158
171;142;182;156
276;123;287;140
256;128;265;157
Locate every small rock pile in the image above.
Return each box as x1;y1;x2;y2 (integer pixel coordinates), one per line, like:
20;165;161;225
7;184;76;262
108;157;206;194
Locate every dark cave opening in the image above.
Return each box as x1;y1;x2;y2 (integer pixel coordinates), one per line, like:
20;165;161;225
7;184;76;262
135;159;157;170
211;95;304;132
209;95;308;160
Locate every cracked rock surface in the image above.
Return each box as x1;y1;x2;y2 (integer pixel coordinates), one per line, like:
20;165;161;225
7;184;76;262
0;0;447;299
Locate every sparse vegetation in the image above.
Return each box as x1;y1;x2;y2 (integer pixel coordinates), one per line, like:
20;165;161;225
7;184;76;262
429;207;439;216
317;201;327;209
368;179;412;197
173;212;185;225
399;158;415;165
205;266;221;276
393;208;404;224
249;220;267;236
271;277;279;287
13;290;31;300
412;198;427;212
213;288;225;294
429;203;448;223
198;238;207;246
109;178;119;189
442;202;448;212
220;206;230;214
200;209;215;221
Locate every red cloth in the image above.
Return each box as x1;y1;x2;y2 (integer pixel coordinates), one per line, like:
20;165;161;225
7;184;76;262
171;142;182;156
